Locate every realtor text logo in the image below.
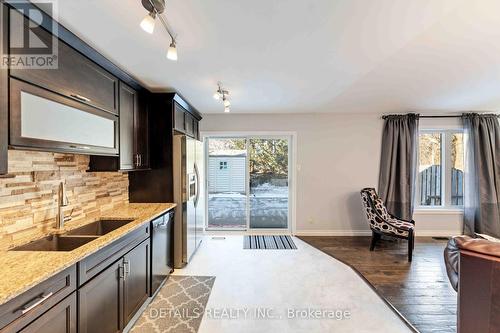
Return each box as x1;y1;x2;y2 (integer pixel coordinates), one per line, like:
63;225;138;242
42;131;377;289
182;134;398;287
2;0;58;69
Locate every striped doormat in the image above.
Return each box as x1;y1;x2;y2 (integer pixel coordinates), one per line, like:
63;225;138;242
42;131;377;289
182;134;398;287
244;235;297;249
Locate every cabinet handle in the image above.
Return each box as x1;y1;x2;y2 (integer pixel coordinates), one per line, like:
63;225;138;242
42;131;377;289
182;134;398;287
70;94;91;103
139;154;142;167
69;145;90;150
119;264;125;280
20;292;53;314
123;260;130;280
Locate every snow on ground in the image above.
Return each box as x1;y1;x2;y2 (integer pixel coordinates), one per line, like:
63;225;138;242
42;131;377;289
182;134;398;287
208;184;288;228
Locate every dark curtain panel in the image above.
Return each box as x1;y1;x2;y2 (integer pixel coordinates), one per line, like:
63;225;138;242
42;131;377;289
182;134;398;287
378;114;420;221
462;113;500;238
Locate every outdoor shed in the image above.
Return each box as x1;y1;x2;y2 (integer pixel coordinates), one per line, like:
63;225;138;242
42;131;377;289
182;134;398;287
208;150;246;193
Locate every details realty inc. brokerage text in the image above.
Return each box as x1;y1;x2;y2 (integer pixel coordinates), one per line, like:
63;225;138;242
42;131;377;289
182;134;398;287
150;307;352;321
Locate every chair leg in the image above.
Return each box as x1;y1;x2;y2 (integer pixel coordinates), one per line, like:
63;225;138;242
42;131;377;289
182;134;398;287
370;231;379;251
408;231;414;262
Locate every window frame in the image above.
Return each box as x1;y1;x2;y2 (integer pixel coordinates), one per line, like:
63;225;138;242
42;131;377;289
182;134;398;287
219;161;228;170
416;129;464;210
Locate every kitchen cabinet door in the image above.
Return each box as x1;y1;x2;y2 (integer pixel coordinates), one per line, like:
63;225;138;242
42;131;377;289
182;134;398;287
123;239;150;326
173;102;186;134
135;92;149;169
18;293;77;333
185;112;195;137
119;83;136;170
9;10;118;114
119;83;149;170
78;261;123;333
9;78;119;156
193;120;200;141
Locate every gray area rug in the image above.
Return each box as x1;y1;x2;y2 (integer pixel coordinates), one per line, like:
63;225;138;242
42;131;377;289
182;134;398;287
131;276;216;333
244;235;297;249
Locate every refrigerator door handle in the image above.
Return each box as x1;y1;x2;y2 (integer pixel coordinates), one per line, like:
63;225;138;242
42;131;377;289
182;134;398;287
193;163;200;207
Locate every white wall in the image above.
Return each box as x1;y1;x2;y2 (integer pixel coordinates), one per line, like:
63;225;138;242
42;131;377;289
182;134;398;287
201;113;463;236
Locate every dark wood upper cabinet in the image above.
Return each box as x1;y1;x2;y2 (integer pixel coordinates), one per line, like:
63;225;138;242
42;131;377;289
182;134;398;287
119;83;136;170
9;10;119;115
184;112;195;138
9;78;119;156
90;83;149;171
134;89;149;170
173;103;186;133
173;100;201;140
0;3;8;175
129;93;202;203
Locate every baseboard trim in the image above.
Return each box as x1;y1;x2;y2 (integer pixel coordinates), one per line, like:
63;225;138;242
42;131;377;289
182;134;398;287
414;230;461;237
294;230;372;236
295;229;461;237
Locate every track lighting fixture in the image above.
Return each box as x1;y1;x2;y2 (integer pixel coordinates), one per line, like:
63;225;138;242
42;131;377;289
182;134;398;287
214;82;231;113
140;0;178;61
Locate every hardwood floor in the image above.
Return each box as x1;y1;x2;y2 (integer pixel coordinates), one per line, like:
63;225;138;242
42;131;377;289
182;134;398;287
299;236;457;333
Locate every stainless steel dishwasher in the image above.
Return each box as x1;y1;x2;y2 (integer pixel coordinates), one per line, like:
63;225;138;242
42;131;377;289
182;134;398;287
150;211;174;296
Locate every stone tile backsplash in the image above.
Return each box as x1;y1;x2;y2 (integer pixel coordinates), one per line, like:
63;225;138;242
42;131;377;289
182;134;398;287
0;150;128;250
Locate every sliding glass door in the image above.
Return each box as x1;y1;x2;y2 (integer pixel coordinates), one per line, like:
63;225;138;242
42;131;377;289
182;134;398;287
206;136;291;231
206;138;247;229
249;138;289;228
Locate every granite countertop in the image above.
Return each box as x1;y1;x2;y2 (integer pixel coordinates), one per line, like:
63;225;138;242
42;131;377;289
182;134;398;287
0;202;176;305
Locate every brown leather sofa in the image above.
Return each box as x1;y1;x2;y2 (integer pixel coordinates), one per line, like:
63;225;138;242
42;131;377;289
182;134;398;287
445;236;500;333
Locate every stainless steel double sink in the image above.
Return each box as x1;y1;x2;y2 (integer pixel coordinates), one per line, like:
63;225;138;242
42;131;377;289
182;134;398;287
11;219;134;252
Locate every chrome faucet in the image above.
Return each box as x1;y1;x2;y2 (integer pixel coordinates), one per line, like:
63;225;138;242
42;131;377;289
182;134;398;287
57;181;71;229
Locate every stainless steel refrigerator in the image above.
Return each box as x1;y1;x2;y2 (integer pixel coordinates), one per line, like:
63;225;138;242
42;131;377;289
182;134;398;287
173;134;204;268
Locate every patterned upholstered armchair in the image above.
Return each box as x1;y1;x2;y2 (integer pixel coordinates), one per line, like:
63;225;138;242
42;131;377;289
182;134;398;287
360;188;415;262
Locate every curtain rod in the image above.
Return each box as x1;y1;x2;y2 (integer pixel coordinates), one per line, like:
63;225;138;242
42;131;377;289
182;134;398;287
420;115;461;118
381;114;500;119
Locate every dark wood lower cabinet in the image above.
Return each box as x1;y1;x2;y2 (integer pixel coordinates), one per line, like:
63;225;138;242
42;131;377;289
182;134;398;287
78;261;123;333
1;229;155;333
78;238;150;332
123;239;150;326
18;293;77;333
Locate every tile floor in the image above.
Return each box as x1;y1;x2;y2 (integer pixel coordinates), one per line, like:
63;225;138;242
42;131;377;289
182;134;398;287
172;235;413;333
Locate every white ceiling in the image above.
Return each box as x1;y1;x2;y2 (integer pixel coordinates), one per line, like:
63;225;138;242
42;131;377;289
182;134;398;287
51;0;500;114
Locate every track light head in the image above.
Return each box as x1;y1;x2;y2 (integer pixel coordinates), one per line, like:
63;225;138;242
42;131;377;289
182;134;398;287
140;11;156;34
167;40;178;61
215;82;231;112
